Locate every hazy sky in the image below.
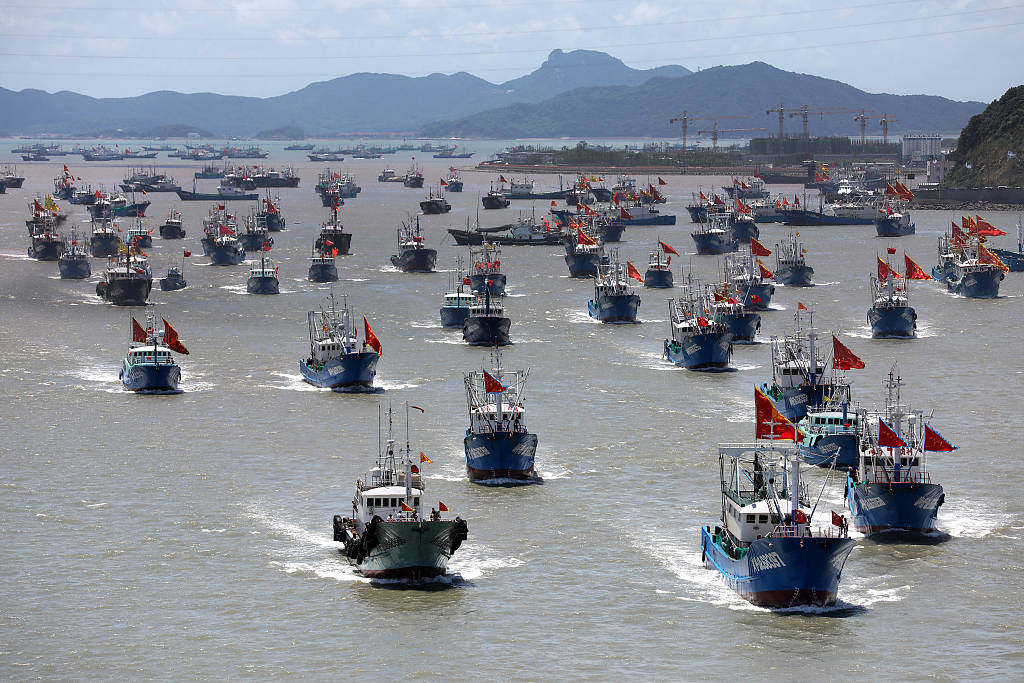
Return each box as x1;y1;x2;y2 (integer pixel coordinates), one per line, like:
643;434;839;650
0;0;1021;102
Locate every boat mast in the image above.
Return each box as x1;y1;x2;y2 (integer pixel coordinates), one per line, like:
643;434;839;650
404;403;413;507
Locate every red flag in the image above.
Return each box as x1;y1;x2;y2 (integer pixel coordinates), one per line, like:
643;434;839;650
755;387;802;441
713;194;724;205
923;423;957;452
885;182;899;196
410;405;425;413
219;224;234;236
878;418;908;448
162;318;189;354
331;247;339;257
832;510;844;527
904;253;931;280
975;215;1006;236
620;208;633;220
658;241;678;255
877;256;903;281
550;200;557;207
411;464;419;474
749;237;771;257
699;190;707;202
576;228;597;247
183;250;191;257
797;302;807;310
887;247;896;255
261;241;271;251
757;261;773;279
440;179;448;186
749;294;762;304
832;335;864;370
657;177;666;186
952;224;967;243
499;175;508;184
462;277;471;285
438;501;449;512
363;317;382;356
324;240;334;247
483;370;506;393
794;196;800;206
420;452;432;463
400;501;414;512
131;317;147;343
978;243;1009;272
626;261;643;283
783;196;789;206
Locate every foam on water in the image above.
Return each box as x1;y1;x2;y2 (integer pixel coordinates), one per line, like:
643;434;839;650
376;379;423;391
259;371;327;392
938;497;1012;539
0;251;34;261
409;320;438;329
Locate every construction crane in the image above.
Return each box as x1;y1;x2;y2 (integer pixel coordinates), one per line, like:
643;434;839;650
853;108;875;146
880;113;898;145
669;111;715;154
788;105;847;139
765;102;787;140
696;122;765;152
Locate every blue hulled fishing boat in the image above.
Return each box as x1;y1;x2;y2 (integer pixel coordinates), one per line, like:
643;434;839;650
846;366;953;537
308;244;339;283
207;232;246;266
119;314;188;392
391;217;437;273
724;248;775;311
701;444;855;608
246;253;280;294
868;253;917;338
299;294;380;390
664;289;733;371
316;203;352;255
729;209;759;243
160;253;188;291
874;202;915;237
96;248;152;306
57;228;91;279
987;217;1024;271
691;212;739;255
722;176;769;200
774;231;814;287
588;256;641;323
27;216;62;261
89;217;121;258
158;209;186;239
564;227;605;278
125;218;152;249
709;284;760;344
463;289;511;346
468;242;506;296
333;405;469;581
798;400;861;470
256;195;286;231
759;311;859;422
463;349;539;485
644;241;676;288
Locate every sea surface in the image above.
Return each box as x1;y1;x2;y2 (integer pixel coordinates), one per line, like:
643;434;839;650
1;143;1023;680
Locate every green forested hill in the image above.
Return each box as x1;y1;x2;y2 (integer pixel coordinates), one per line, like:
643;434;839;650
944;85;1024;188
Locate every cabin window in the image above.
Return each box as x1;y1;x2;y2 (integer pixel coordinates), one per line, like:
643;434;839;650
770;514;780;524
414;497;420;506
745;514;755;524
391;498;397;507
758;515;769;524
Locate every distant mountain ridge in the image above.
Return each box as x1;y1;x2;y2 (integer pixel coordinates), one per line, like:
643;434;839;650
420;61;986;139
0;49;690;136
944;85;1024;188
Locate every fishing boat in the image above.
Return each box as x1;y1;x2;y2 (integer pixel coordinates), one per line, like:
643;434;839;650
691;212;739;255
89;217;121;258
644;241;675;288
27;216;62;261
664;288;733;371
257;195;286;231
403;163;425;188
160;252;189;291
875;201;915;237
722;176;770;200
194;164;227;179
468;242;506;296
463;348;539;484
175;180;258;201
284;143;314;151
332;404;469;580
724;246;775;311
440;262;475;328
299;293;380;390
308;243;339;283
57;228;92;279
505;177;567;201
315;203;351;255
307;148;345;162
564;227;605;278
448;216;562;246
935;231;1006;298
96;248;153;306
246;253;280;295
443;169;464;192
119;313;189;392
390;217;437;273
125;218;152;249
709;282;761;344
700;443;855;607
378;169;403;183
251;166;300;188
206;225;246;265
463;289;511;346
588;255;641;323
868;252;917;338
759;312;860;422
158;209;186;239
237;210;272;253
1;165;26;188
846;365;953;537
774;231;814;286
420;186;451;215
481;186;510;209
797;397;860;470
987;217;1024;271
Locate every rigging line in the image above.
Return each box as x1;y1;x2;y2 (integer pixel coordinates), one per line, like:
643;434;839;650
0;0;958;41
0;3;1017;61
5;20;1019;80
